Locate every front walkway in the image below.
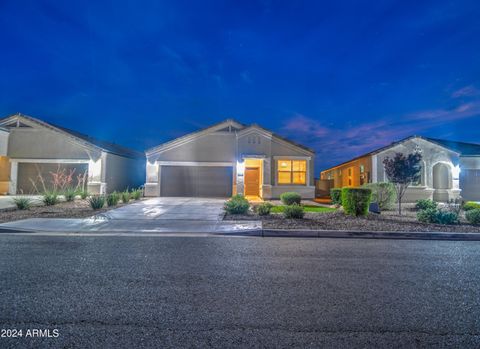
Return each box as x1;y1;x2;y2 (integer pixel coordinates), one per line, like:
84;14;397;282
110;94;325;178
0;197;260;234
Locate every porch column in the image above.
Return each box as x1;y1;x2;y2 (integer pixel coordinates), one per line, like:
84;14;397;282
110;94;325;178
144;162;160;196
262;158;272;199
87;156;106;194
8;160;18;195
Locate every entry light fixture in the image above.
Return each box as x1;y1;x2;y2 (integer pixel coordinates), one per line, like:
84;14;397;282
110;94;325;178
236;160;245;176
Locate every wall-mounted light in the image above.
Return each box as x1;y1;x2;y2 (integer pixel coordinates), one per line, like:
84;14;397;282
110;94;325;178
236;160;245;176
452;165;461;179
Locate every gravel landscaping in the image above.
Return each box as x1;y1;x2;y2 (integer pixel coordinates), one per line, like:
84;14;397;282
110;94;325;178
0;199;141;223
224;204;480;233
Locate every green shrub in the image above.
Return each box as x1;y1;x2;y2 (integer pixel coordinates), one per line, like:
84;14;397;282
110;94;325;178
106;192;120;207
466;209;480;225
363;182;396;210
464;201;480;211
43;191;59;206
224;195;250;214
256;202;273;216
341;187;372;216
417;208;459;225
121;190;130;203
64;188;77;202
330;188;342;206
415;199;437;211
131;188;142;200
89;195;105;210
12;197;32;210
280;192;302;205
79;190;89;199
283;203;305;219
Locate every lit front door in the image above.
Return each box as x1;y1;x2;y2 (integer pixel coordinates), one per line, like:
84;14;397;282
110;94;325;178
244;167;260;196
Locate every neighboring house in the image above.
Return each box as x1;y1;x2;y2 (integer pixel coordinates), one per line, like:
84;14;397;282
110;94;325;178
145;119;315;199
320;136;480;202
0;113;145;195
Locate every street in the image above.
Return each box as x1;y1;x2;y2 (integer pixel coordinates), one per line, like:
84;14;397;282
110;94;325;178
1;235;480;348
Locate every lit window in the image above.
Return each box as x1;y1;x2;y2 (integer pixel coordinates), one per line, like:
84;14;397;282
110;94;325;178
277;160;307;185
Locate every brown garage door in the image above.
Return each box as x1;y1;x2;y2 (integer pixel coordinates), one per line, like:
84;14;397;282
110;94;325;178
17;163;88;194
461;169;480;201
160;166;233;197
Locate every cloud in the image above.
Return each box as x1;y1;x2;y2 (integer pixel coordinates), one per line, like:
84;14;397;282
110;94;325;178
451;85;480;98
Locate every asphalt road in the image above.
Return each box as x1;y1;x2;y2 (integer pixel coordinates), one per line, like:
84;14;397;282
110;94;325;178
1;235;480;348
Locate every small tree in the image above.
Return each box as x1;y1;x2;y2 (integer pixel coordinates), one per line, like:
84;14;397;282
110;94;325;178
383;152;422;215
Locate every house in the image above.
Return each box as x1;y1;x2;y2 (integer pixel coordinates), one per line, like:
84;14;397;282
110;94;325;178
320;135;480;202
144;119;315;199
0;113;145;195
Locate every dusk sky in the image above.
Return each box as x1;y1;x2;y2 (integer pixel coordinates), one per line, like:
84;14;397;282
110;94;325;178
1;0;479;174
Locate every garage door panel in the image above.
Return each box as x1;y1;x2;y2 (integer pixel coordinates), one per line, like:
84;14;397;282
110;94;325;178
161;166;232;197
461;170;480;201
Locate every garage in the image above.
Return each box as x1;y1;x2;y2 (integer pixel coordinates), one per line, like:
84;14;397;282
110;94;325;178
17;163;88;194
160;165;233;197
461;169;480;201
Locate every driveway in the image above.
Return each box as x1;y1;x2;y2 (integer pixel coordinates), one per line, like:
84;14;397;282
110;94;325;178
0;197;260;234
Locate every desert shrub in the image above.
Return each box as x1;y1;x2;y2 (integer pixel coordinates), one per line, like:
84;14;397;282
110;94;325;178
341;187;372;216
121;190;130;203
363;182;396;210
12;197;32;210
283;203;305;219
224;194;250;214
464;201;480;211
256;202;273;216
89;195;105;210
417;208;459;225
415;199;437;211
64;188;77;202
330;188;342;206
466;209;480;225
280;192;302;205
79;190;89;199
131;188;142;200
43;191;59;206
106;192;120;207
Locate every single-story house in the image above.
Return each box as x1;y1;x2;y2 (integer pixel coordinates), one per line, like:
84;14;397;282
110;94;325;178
320;135;480;202
144;119;315;199
0;113;145;195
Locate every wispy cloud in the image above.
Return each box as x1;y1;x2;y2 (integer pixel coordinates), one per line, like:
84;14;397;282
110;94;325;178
451;85;480;98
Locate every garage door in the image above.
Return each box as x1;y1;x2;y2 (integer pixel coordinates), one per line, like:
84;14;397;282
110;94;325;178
160;166;233;197
17;163;88;194
461;170;480;201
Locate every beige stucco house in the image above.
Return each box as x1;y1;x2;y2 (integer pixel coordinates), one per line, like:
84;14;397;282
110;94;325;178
144;119;315;199
0;113;144;195
321;136;480;202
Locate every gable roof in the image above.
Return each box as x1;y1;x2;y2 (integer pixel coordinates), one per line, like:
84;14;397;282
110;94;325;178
321;135;480;172
0;113;143;159
146;118;314;156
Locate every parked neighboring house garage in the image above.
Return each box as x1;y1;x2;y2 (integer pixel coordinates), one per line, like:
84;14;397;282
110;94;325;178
145;119;315;199
320;136;480;202
0;113;145;195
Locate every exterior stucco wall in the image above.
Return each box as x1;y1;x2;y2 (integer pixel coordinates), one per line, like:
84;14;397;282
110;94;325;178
0;130;9;156
460;156;480;201
237;133;272;156
103;152;145;193
7;128;96;160
321;155;372;188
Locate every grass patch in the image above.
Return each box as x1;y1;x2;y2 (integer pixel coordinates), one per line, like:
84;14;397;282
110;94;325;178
270;205;336;213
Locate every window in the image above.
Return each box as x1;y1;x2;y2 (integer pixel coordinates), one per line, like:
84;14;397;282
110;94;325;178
277;160;307;185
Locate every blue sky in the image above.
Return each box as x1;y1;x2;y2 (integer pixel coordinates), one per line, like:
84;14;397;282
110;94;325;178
1;0;479;173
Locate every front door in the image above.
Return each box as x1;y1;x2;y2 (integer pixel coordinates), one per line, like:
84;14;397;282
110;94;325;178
244;167;260;196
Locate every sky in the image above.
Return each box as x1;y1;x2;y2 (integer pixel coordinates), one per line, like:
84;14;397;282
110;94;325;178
1;0;479;174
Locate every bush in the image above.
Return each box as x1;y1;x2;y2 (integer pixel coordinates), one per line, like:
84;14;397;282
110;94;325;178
43;191;59;206
89;195;105;210
415;199;438;211
64;188;77;202
106;192;120;207
466;209;480;225
464;201;480;211
363;182;396;210
121;190;130;203
79;190;89;199
283;203;305;219
12;197;32;210
417;208;459;225
330;188;342;206
256;202;273;216
131;188;142;200
224;194;250;214
341;187;372;216
280;192;302;205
